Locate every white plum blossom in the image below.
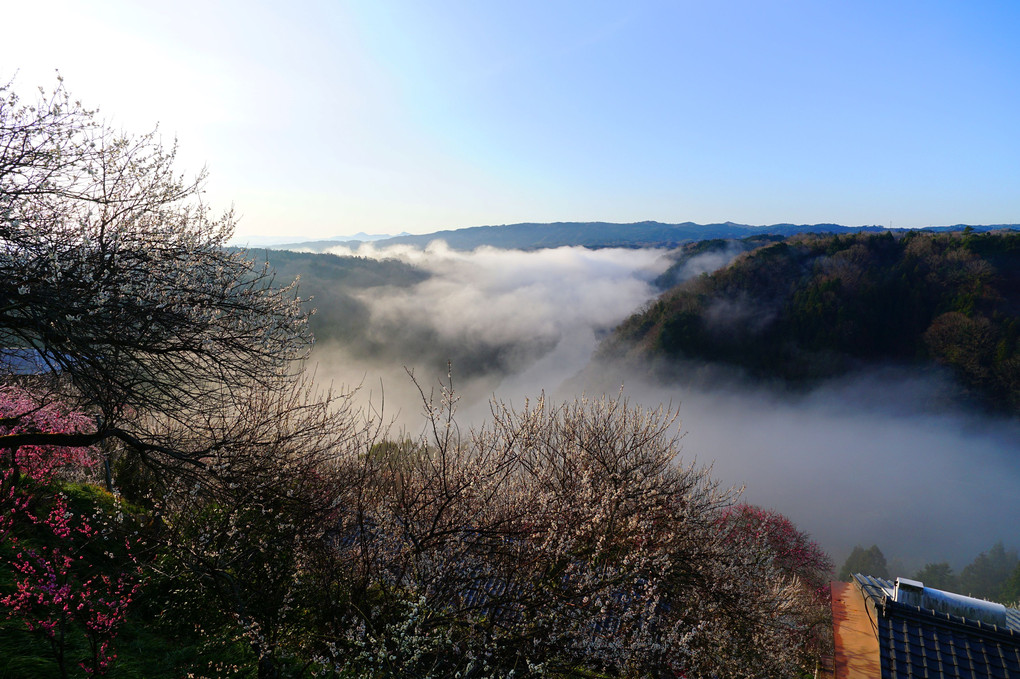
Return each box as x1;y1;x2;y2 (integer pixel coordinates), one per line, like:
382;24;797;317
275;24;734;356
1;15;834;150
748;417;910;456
0;76;310;467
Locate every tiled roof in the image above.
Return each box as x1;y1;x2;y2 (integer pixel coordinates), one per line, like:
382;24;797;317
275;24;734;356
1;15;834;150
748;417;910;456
1;348;54;375
852;574;1020;679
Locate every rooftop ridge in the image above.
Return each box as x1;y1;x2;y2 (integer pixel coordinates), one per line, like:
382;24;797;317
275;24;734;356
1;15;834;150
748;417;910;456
853;573;1020;642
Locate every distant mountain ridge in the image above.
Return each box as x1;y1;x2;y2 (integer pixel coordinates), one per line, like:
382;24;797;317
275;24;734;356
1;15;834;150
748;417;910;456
330;231;412;242
271;221;1017;252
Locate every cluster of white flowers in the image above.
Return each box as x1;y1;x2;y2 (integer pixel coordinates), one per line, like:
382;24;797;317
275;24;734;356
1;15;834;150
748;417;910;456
1;77;311;462
304;388;821;678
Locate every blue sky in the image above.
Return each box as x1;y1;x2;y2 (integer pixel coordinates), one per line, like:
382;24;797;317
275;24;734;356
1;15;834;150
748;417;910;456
4;1;1019;239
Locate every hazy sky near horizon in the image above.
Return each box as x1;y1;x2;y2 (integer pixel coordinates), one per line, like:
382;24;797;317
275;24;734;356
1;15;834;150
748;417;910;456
4;1;1019;239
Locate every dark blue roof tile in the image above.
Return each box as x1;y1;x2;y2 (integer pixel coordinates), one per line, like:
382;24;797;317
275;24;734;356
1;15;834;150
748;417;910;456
850;574;1020;679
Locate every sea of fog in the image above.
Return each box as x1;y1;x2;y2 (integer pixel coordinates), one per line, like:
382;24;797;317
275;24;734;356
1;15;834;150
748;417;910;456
309;241;1020;572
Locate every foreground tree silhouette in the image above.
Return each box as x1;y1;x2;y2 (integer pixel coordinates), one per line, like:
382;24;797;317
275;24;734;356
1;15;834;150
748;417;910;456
0;76;310;472
0;75;317;678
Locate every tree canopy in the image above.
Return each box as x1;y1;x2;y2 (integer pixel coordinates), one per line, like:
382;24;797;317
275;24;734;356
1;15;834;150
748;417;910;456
839;544;890;581
0;77;310;466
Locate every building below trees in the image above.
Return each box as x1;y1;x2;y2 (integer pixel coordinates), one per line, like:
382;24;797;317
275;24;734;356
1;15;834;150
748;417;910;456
827;574;1020;678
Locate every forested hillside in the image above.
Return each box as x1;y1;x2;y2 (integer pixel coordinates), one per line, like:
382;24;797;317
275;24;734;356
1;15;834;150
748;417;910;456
604;230;1020;412
251;248;428;346
651;234;786;289
255;249;559;378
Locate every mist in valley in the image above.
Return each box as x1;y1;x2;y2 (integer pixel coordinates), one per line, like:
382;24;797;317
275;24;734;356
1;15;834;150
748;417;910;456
308;242;673;415
306;242;1020;574
572;359;1020;572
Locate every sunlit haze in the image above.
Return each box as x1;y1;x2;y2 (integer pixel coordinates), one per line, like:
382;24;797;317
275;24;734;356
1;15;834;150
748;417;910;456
4;1;1019;241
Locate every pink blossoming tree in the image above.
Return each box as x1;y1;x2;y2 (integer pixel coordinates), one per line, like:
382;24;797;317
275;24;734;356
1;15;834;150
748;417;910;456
1;386;143;677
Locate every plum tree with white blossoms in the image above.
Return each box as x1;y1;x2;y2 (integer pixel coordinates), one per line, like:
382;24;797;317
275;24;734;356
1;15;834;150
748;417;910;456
311;382;828;678
0;75;310;474
0;75;319;677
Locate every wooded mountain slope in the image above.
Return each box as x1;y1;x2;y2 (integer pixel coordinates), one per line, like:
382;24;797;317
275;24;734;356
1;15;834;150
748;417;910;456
603;230;1020;412
252;249;555;378
251;248;428;347
651;235;786;289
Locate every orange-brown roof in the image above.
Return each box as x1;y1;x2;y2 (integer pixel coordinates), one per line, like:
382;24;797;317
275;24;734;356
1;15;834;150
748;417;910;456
831;579;882;679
